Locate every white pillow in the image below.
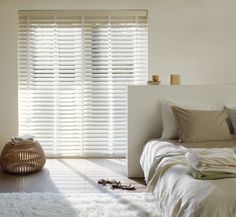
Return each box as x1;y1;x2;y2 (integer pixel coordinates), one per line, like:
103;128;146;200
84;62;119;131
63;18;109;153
160;100;213;139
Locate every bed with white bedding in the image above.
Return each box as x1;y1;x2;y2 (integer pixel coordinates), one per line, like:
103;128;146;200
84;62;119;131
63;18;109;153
140;139;236;217
128;85;236;217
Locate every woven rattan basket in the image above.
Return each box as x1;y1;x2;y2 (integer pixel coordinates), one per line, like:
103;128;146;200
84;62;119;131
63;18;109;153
0;140;46;174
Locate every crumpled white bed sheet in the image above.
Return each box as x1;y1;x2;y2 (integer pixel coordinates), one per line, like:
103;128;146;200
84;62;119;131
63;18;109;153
140;140;236;217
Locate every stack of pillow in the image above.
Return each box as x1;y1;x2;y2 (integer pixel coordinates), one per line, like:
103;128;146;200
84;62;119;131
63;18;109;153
160;100;236;143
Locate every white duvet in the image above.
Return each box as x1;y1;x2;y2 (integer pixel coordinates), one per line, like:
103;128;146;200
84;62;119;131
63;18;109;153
140;140;236;217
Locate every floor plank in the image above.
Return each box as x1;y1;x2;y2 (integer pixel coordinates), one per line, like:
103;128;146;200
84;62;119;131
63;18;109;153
0;158;146;193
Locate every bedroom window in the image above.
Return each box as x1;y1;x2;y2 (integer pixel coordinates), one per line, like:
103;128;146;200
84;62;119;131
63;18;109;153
18;11;148;157
18;10;148;157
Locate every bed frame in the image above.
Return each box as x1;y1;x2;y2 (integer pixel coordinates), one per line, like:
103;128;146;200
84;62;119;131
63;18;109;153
127;85;236;177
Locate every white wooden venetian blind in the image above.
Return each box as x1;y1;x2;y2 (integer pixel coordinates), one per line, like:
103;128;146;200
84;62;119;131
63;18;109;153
18;10;148;157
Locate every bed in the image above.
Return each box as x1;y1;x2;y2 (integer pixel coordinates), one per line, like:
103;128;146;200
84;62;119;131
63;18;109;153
128;85;236;217
140;139;236;217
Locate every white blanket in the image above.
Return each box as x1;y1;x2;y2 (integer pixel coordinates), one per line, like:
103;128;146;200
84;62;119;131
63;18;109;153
140;140;236;217
185;150;236;173
140;139;186;183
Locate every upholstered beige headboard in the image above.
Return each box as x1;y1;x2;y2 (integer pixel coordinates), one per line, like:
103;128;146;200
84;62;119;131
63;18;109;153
127;85;236;177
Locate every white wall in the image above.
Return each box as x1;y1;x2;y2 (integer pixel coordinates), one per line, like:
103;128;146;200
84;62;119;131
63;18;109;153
0;0;236;148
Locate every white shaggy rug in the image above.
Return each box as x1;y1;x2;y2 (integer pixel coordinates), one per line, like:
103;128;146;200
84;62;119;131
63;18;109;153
0;193;160;217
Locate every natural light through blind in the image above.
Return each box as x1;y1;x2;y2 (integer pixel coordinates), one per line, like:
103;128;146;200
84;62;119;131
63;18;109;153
18;10;148;157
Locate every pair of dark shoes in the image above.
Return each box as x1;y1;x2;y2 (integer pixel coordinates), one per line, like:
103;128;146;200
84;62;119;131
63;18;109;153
97;179;136;191
111;182;136;190
97;179;118;186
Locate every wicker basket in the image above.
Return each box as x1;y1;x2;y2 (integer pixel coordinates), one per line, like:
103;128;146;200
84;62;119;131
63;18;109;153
0;140;46;174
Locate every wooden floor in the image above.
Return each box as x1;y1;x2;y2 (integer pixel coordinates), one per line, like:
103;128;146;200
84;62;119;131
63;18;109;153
0;158;146;193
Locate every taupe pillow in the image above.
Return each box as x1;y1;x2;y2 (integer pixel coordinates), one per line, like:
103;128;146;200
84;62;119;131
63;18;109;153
225;106;236;134
171;106;232;143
